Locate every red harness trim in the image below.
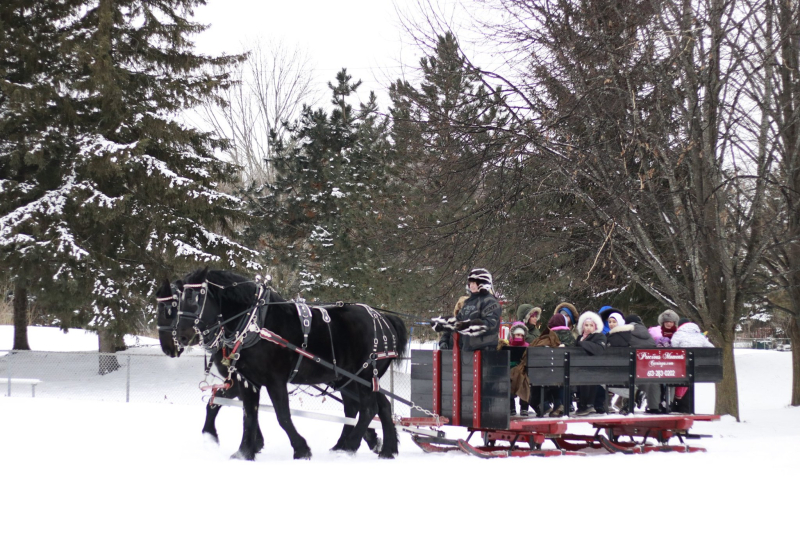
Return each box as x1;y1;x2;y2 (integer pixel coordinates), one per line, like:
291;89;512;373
259;328;315;359
201;381;232;406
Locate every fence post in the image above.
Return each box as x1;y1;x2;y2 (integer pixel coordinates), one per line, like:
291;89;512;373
6;353;10;397
389;362;395;414
126;355;131;403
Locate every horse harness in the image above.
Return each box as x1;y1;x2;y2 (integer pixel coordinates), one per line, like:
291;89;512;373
172;275;441;419
179;277;401;403
287;297;332;384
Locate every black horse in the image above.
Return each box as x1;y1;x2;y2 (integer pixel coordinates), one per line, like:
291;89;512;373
156;279;266;450
156;279;383;456
167;269;407;460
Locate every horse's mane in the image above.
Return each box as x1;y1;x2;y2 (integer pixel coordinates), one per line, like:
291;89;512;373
155;279;173;298
184;269;260;305
268;288;287;302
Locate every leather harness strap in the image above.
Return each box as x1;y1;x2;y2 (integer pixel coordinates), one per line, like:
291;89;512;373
288;299;329;384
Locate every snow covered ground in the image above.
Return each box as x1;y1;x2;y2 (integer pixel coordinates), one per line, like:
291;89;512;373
1;327;798;532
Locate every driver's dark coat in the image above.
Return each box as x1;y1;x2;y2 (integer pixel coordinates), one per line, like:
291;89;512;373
455;289;502;351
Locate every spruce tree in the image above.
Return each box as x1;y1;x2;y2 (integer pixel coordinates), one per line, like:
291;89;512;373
0;0;82;348
0;0;260;365
249;69;395;303
388;33;519;304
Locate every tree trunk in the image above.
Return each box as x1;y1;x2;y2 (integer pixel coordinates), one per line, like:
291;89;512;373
12;280;30;350
790;317;800;406
714;336;740;421
98;330;123;375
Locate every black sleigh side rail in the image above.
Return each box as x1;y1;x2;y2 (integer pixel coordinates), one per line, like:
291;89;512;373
526;346;724;416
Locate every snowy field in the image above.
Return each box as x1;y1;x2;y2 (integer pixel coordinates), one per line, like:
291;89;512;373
1;327;798;532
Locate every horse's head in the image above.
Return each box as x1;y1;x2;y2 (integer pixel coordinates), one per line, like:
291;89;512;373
156;278;184;357
175;267;223;349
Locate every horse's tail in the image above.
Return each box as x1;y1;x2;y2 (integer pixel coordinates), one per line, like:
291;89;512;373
384;313;409;367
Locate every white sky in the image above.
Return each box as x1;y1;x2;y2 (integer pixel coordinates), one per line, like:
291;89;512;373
192;0;417;108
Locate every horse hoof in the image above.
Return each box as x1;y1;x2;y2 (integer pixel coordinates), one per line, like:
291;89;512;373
368;437;383;454
255;439;265;453
293;449;312;460
231;450;256;461
378;449;398;459
202;432;220;445
330;442;356;454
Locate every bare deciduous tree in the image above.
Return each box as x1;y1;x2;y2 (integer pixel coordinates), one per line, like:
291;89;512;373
199;38;318;186
755;0;800;405
399;0;789;419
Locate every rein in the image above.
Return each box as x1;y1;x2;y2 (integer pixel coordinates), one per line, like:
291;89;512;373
301;301;426;323
257;327;418;411
195;299;299;341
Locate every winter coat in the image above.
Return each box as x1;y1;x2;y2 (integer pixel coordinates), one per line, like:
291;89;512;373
630;323;657;348
552;328;576;347
577;332;607;355
607;324;634;347
508;318;533;402
651;322;678;339
671;323;715;348
452;289;502;351
607;323;657;348
530;330;561;348
438;296;470;349
516;304;542;342
648;326;672;347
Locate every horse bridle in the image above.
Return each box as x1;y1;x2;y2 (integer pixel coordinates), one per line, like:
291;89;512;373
156;283;181;343
176;279;265;351
159;281;224;350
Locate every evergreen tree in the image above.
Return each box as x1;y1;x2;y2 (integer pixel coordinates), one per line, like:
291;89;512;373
388;33;525;305
0;0;83;349
249;69;396;303
387;32;659;317
0;0;260;363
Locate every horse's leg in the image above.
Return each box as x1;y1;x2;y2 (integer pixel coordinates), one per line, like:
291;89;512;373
331;388;356;451
235;381;265;453
202;402;222;443
362;419;381;453
339;387;377;453
203;405;219;444
263;379;312;460
331;386;381;453
375;392;398;459
231;383;261;461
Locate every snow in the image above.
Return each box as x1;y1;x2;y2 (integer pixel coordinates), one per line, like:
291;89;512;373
1;328;798;531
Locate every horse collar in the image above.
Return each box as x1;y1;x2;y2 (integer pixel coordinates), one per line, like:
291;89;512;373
221;283;271;352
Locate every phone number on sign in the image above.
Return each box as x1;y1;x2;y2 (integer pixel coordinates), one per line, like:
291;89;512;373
646;370;676;377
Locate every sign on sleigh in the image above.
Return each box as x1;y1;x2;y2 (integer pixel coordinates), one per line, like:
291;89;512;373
635;349;687;379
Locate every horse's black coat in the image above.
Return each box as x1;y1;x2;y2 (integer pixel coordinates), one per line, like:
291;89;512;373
164;270;407;460
155;279;382;456
156;279;267;451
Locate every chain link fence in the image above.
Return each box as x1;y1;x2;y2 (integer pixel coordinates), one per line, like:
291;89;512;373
733;338;791;350
1;348;414;416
